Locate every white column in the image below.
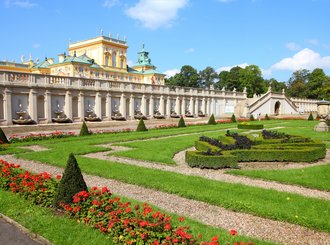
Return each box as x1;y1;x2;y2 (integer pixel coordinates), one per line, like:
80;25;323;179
181;98;186;115
166;96;171;117
211;98;215;115
206;98;210;115
129;94;134;119
202;98;205;114
78;92;84;121
95;92;102;118
4;88;12;125
65;90;72;119
194;97;198;116
189;97;193;113
28;89;38;122
106;93;112;120
149;95;154;117
120;93;126;118
175;96;180;114
44;90;52;123
141;94;146;115
159;95;164;115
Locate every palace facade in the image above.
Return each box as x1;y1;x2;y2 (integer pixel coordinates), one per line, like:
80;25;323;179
0;35;318;126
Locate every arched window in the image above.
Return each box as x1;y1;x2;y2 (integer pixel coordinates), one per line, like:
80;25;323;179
112;52;117;68
120;59;124;69
105;56;109;66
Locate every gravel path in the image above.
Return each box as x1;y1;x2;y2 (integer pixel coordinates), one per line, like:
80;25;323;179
82;145;330;200
1;154;330;245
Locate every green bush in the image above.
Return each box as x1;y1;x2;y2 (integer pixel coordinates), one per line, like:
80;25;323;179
308;113;314;121
195;141;220;152
178;116;186;127
53;153;87;207
186;151;238;169
231;146;325;162
207;114;216;125
265;114;270;120
0;127;9;144
217;135;236;145
136;118;148;131
249;114;255;121
231;114;236;122
237;124;264;130
79;121;91;136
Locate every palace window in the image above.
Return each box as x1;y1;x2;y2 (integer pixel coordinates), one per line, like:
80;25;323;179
120;59;124;69
105;56;109;66
105;73;109;79
79;67;83;73
112;52;117;67
95;72;99;77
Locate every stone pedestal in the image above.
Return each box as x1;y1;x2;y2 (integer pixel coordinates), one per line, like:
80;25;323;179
314;119;329;132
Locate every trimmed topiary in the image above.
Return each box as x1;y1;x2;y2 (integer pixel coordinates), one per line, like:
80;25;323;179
308;113;314;121
207;114;217;125
0;127;9;144
53;153;87;207
265;114;270;120
79;121;91;136
231;114;236;123
178;115;186;127
136;118;148;131
249;114;255;121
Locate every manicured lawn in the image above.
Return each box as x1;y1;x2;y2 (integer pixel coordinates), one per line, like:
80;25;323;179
227;163;330;191
2;120;330;235
0;190;274;245
0;189;114;245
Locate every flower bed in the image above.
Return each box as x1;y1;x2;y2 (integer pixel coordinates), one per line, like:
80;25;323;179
9;131;76;143
0;159;251;245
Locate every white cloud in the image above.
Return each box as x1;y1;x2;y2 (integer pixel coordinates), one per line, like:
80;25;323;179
125;0;188;30
308;39;319;45
216;63;249;73
5;0;38;8
32;43;40;49
185;47;195;53
103;0;119;8
127;59;133;67
163;68;180;78
271;48;330;71
285;42;300;51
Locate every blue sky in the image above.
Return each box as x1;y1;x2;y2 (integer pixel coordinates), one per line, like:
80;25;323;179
1;0;330;82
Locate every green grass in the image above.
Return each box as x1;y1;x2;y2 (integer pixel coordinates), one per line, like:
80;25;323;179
0;189;114;245
227;163;330;191
0;190;275;245
2;120;330;235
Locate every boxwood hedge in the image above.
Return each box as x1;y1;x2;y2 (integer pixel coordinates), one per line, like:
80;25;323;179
186;151;238;169
237;124;264;130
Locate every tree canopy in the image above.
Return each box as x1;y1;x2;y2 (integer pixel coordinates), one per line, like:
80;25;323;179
165;64;329;100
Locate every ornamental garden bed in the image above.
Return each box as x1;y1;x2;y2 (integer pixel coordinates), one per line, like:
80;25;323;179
186;130;326;169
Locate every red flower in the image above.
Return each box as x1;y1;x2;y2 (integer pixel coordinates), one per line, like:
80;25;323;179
178;217;185;222
56;175;61;180
125;207;131;213
164;223;171;230
230;229;237;236
139;221;148;227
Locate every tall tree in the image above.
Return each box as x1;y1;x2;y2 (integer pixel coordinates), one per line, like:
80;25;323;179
286;69;309;98
306;68;330;100
165;65;200;88
216;66;243;91
265;78;287;93
239;65;267;97
199;66;218;88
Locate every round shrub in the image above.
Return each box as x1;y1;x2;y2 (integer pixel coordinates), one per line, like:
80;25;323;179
53;153;87;207
231;114;236;123
265;114;270;120
207;114;216;125
136;118;148;131
0;127;9;144
249;114;255;121
79;121;91;136
178;116;186;127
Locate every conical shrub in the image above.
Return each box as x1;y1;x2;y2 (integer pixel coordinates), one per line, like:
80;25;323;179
79;121;91;136
231;114;237;123
136;118;148;131
207;114;216;125
53;153;87;207
0;127;9;144
178;115;186;127
249;114;255;121
308;113;314;121
265;114;270;120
